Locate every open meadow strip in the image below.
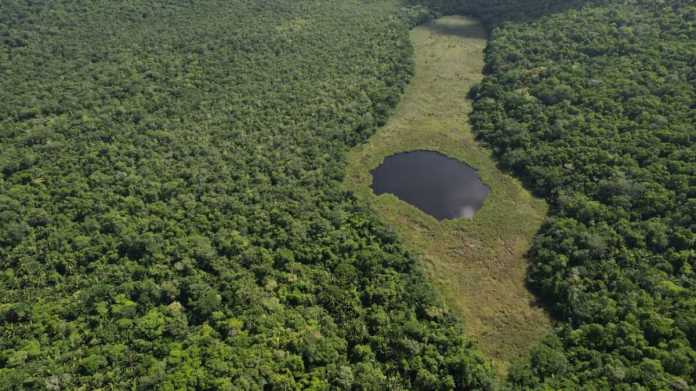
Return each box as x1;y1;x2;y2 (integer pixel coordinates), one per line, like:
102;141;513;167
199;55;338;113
0;2;496;388
345;15;551;375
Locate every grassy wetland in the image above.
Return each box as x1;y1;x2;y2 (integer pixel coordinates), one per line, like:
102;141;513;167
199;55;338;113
345;15;551;374
4;0;694;388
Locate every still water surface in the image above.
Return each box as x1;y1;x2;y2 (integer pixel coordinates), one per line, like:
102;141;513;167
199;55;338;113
370;151;489;220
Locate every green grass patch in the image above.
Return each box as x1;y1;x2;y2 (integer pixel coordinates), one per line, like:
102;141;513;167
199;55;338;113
345;15;551;375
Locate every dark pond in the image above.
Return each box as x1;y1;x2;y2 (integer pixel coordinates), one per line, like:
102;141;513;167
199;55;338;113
370;151;489;220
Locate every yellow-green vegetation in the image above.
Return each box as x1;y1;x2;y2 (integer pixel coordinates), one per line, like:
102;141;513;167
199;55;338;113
1;2;497;388
345;15;551;374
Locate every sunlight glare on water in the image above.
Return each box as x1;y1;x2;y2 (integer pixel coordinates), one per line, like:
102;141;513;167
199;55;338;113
370;150;489;220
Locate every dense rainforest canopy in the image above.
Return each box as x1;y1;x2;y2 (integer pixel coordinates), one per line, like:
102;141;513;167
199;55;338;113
1;0;694;389
0;0;493;389
459;0;696;388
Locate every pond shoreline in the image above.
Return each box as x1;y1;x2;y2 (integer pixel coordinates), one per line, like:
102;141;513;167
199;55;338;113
344;15;551;376
370;150;490;221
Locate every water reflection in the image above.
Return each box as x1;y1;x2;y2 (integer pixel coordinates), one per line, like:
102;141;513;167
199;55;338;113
370;151;489;220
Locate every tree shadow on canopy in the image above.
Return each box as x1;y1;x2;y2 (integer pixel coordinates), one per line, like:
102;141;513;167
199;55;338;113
422;19;487;39
411;0;605;28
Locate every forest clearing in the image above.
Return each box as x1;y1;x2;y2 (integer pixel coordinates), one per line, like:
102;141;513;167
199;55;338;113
345;15;551;375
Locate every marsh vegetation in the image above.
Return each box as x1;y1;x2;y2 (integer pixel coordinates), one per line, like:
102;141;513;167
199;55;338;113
2;0;694;388
345;15;551;375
